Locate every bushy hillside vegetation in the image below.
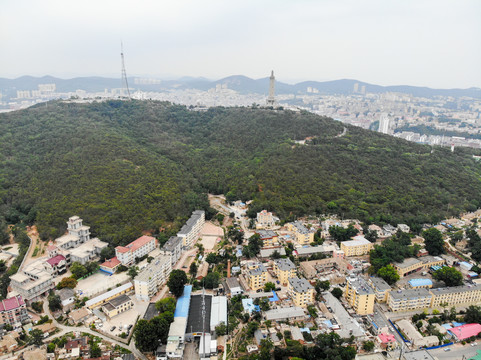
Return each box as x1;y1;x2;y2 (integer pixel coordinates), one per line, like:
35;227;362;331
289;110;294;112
1;100;481;244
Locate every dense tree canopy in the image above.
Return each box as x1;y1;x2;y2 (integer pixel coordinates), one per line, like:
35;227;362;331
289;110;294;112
422;228;445;256
433;267;464;287
1;101;481;245
167;270;188;297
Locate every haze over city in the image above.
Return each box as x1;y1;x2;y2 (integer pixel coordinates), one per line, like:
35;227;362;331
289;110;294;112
1;0;480;89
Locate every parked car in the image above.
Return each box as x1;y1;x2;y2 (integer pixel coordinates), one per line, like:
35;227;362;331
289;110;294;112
444;348;451;352
110;326;116;331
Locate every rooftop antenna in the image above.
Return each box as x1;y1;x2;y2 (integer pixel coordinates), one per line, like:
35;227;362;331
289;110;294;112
121;41;131;99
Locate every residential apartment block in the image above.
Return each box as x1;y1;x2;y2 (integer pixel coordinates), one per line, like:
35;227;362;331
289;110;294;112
246;263;268;291
177;210;205;249
256;230;279;248
115;235;157;266
393;256;445;278
134;255;172;300
287;277;314;308
340;236;373;257
344;276;375;315
0;296;28;327
160;236;183;265
273;258;296;286
368;277;391;303
70;237;108;265
44;255;67;276
387;288;434;312
287;221;314;245
430;284;481;307
256;210;275;229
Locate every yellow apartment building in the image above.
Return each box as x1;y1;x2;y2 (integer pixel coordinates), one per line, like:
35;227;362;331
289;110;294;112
288;277;314;308
344;276;375;315
256;230;279;248
287;222;314;246
101;294;133;319
430;284;481;307
368;276;391;303
246;264;268;291
273;258;296;286
393;256;445;278
340;236;374;257
387;288;433;312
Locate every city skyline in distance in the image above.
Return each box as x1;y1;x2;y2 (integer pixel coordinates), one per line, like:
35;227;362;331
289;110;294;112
1;0;480;89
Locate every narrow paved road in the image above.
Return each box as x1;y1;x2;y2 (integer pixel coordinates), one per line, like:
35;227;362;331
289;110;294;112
42;301;147;359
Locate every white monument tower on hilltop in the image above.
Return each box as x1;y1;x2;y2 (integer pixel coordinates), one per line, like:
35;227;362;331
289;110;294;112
266;70;276;106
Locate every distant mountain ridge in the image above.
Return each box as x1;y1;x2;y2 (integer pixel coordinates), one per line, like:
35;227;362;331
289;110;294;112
1;75;480;99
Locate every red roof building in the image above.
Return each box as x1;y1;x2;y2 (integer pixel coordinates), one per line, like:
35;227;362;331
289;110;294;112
0;295;28;326
449;323;481;341
115;235;157;266
44;254;67;276
100;256;122;274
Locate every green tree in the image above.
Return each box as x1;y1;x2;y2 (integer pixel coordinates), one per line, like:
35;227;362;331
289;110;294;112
270;250;282;259
362;340;375;352
433;266;463;287
29;329;44;345
205;253;219;265
167;270;188;297
331;287;343;299
57;277;77;289
155;297;176;313
315;280;330;292
189;262;197;278
48;293;62;311
99;246;115;262
464;305;481;324
264;282;276;292
329;224;359;242
377;265;400;285
90;343;102;358
134;319;159;352
85;262;99;274
422;228;445;256
47;343;56;353
215;322;227;336
203;272;220;289
128;266;139;279
69;262;87;279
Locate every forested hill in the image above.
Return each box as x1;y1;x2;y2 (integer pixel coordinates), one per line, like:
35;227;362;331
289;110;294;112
1;100;481;244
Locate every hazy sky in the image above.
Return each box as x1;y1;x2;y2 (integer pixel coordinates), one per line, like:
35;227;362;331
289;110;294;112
1;0;480;88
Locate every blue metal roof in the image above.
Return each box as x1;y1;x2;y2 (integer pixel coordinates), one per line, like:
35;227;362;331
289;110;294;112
174;285;192;318
408;278;433;287
269;291;279;302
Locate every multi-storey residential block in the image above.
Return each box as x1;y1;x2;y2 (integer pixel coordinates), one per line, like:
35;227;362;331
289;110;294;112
246;263;268;291
160;236;183;265
273;258;296;286
0;296;28;327
256;210;275;229
430;284;481;307
340;236;373;257
177;210;205;249
115;235;157;266
256;230;279;248
369;276;391;303
287;221;314;245
288;277;314;308
387;288;432;312
393;256;445;278
134;255;172;300
10;263;55;303
344;276;375;315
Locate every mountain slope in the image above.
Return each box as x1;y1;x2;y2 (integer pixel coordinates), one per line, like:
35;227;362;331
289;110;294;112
1;75;480;98
1;100;481;243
